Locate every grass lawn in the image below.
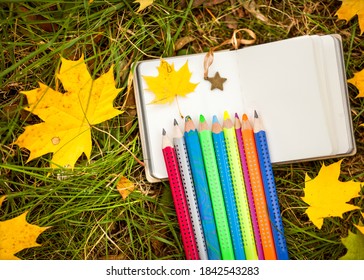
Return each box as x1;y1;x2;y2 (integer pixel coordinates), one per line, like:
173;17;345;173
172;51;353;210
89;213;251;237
0;0;363;260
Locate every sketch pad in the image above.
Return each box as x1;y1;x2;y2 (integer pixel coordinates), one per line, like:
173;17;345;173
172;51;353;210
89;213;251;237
133;34;356;182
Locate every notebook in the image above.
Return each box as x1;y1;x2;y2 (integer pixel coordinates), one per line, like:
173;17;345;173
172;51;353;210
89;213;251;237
133;34;356;182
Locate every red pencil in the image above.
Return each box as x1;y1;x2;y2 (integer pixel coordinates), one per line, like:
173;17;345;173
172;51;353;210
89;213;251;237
162;129;199;260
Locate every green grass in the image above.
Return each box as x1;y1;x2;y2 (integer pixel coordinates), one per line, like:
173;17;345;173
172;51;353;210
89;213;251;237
1;0;364;260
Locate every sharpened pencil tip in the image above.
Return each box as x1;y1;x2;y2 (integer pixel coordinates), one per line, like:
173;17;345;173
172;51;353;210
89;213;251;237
185;115;192;122
242;114;248;121
174;119;178;126
199;114;205;123
162;128;166;135
235;112;239;119
254;110;258;118
212;115;218;124
223;111;230;120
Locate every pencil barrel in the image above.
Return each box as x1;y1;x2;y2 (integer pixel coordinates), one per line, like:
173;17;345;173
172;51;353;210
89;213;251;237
199;129;235;260
162;145;200;260
212;130;246;260
184;130;222;260
235;125;264;260
242;126;277;260
173;136;209;260
223;127;258;260
255;131;289;260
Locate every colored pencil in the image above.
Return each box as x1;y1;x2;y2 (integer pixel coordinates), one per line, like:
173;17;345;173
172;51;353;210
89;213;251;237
253;111;289;260
161;129;199;260
184;116;221;260
241;113;277;260
234;113;264;260
222;111;258;260
172;119;208;260
198;114;235;260
211;115;246;260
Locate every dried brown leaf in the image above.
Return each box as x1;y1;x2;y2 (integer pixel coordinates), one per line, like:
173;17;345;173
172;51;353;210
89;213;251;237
174;36;195;51
243;0;270;23
116;176;135;200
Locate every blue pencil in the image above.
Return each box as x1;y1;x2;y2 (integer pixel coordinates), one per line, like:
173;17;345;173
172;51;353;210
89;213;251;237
184;115;221;260
253;111;289;260
211;115;246;260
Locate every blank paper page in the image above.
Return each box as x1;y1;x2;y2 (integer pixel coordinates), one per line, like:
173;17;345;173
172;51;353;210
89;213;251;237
236;36;334;163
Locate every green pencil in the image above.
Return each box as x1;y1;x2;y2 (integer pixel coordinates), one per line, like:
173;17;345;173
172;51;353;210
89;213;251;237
223;111;258;260
199;114;235;259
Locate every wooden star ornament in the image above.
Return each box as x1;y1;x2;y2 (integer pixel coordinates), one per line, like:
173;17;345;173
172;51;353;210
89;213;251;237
205;72;227;91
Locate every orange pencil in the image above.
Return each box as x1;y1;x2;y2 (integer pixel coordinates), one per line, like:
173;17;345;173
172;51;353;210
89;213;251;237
241;113;277;260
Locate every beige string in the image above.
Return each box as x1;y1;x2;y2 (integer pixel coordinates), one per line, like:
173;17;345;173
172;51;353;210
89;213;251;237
204;28;257;79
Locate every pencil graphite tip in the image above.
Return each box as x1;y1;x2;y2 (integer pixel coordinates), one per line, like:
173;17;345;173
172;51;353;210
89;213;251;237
254;110;258;118
174;119;178;126
235;112;239;119
162;128;166;135
242;114;248;121
223;111;230;120
199;114;206;123
185;115;192;122
212;115;218;124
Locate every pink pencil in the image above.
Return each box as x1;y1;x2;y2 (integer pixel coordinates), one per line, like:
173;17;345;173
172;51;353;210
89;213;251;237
234;113;264;260
162;128;200;260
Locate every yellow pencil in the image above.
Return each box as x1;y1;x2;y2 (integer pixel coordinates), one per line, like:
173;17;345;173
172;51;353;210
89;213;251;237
223;111;258;260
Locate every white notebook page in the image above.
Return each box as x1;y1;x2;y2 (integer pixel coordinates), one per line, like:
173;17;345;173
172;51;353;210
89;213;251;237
236;35;333;163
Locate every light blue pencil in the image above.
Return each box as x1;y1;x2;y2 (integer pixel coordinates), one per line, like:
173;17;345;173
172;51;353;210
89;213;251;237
184;115;221;260
211;115;246;260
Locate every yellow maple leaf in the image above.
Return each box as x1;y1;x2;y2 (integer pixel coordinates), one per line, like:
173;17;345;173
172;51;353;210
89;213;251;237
0;196;5;207
355;224;364;234
14;56;122;168
301;160;362;229
143;59;198;104
339;230;364;260
355;212;364;234
0;211;50;260
348;69;364;98
134;0;153;13
336;0;364;35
